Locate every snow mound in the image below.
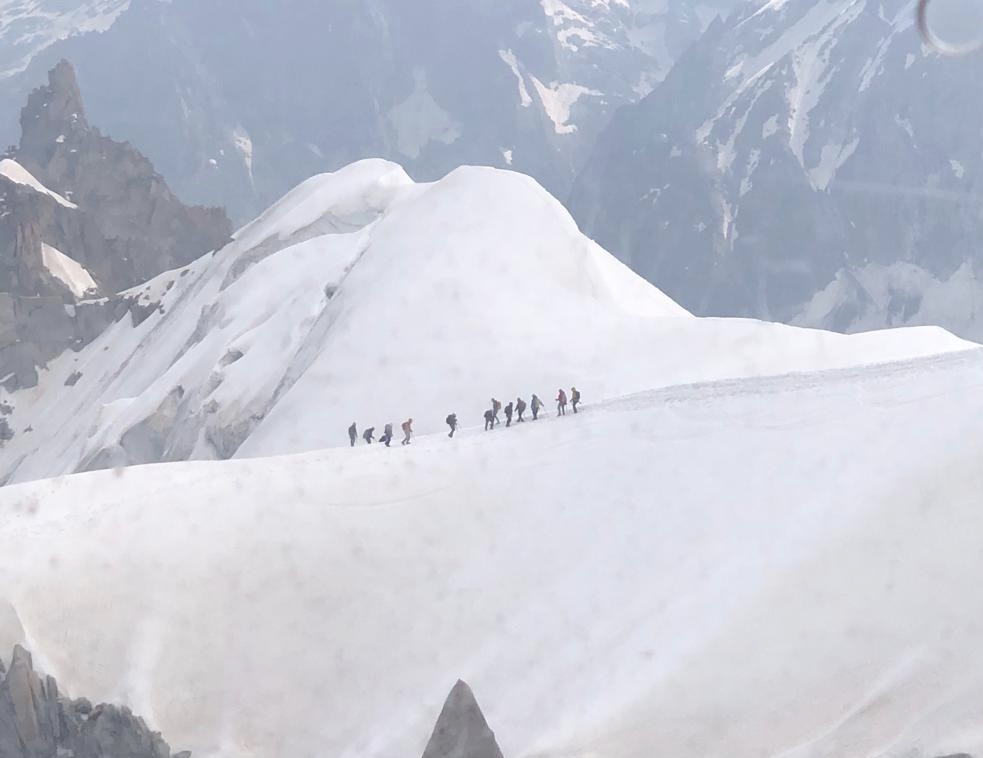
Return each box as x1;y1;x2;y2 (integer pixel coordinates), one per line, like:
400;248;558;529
0;159;972;484
2;347;983;758
40;243;98;297
0;158;77;209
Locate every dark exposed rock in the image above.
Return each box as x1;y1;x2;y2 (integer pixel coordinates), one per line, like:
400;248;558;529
0;293;115;392
421;680;504;758
13;60;231;294
0;60;232;388
0;644;185;758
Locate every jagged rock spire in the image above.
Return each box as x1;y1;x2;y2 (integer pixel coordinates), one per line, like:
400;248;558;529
19;60;87;162
0;644;184;758
421;680;505;758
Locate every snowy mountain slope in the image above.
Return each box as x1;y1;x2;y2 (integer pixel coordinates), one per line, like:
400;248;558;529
570;0;983;336
0;158;76;209
1;346;982;758
0;0;739;221
0;0;127;80
0;159;971;484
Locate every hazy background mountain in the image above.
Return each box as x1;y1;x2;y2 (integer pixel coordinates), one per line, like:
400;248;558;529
0;0;738;222
570;0;983;339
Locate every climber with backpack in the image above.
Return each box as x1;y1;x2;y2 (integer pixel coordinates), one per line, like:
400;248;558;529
515;397;527;422
556;388;568;416
348;422;358;447
401;418;413;446
530;394;543;420
362;426;375;444
571;387;581;414
446;413;458;438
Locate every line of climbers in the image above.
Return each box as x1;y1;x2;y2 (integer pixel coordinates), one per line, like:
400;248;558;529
482;387;580;430
347;387;581;447
348;419;413;448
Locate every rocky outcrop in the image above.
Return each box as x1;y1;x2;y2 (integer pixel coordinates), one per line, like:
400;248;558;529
0;59;232;389
0;644;186;758
14;60;231;293
421;681;504;758
0;294;115;391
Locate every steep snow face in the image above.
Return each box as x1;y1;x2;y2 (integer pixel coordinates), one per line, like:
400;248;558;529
2;347;983;758
0;0;739;222
0;159;971;483
571;0;983;336
40;243;97;296
0;158;77;208
0;0;128;79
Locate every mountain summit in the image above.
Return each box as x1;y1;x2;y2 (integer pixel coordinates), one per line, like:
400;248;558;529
0;157;969;482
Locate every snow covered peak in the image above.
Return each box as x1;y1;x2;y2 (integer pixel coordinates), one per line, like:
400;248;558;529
231;160;414;253
0;159;970;483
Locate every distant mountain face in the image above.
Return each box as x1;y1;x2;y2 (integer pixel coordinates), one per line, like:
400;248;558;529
0;0;737;222
0;0;128;81
570;0;983;338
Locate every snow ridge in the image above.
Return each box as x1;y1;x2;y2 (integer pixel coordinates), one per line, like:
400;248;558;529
0;158;971;487
0;158;77;209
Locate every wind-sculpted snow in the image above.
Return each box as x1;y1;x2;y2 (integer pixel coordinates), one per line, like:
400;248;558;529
0;159;971;484
0;158;973;483
1;348;982;758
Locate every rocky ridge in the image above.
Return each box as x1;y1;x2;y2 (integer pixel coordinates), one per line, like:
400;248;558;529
0;644;186;758
0;60;231;392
